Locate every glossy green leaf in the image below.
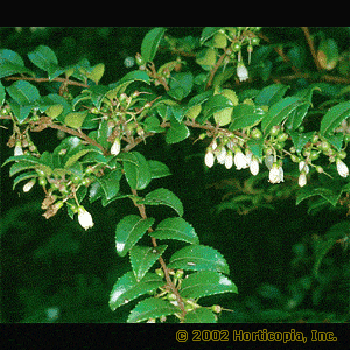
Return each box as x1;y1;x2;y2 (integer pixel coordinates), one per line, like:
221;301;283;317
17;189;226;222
296;176;345;206
98;167;122;200
229;104;265;131
7;101;31;123
0;49;33;78
127;297;178;323
64;146;102;169
141;188;184;217
115;215;155;258
109;272;164;311
27;45;63;79
246;138;264;159
201;27;219;44
12;171;37;190
184;308;217;323
289;131;314;154
168;72;193;100
168;245;229;274
119;152;151;190
142;116;164;133
129;245;167;282
187;90;212;108
166;118;190;144
255;84;289;106
6;80;40;105
141;27;165;62
148;160;171;179
149;217;199;244
180;271;238;299
97;118;110;149
64;111;87;129
320;101;350;135
0;81;5;104
261;97;304;135
203;94;233;118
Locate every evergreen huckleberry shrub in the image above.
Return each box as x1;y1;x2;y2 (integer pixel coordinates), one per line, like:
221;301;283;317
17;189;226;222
1;27;350;323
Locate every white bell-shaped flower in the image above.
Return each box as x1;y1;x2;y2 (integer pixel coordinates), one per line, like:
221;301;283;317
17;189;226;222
216;147;227;164
234;151;248;170
269;163;283;183
224;151;233;169
299;160;309;174
299;173;307;187
78;207;94;230
111;138;121;156
250;158;259;176
204;151;215;168
336;159;349;177
14;141;23;156
23;180;35;192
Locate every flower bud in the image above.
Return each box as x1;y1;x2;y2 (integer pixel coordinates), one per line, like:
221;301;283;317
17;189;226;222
78;207;94;230
237;62;248;82
23;179;35;192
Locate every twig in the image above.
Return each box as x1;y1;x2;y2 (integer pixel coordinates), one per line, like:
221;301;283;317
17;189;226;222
205;53;227;90
131;188;187;320
6;76;89;88
301;27;321;71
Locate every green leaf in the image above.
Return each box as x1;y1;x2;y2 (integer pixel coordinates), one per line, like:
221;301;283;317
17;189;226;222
255;84;289;106
7;100;31;123
97;118;110;149
141;27;165;62
0;81;5;104
119;152;151;190
141;188;184;217
168;72;193;100
12;171;37;190
27;45;62;79
0;49;24;66
229;104;265;131
261;97;304;135
296;176;345;206
184;308;217;323
187;90;212;109
0;49;33;78
203;94;233;118
320;101;350;135
64;146;102;169
201;27;219;44
142;116;164;133
168;245;229;274
109;272;164;310
166;117;190;144
98;167;122;200
88;63;105;84
127;297;179;323
149;217;199;244
129;245;167;282
246;138;264;159
6;80;40;105
148;160;171;179
289;131;314;154
180;271;238;299
114;70;150;91
64;111;88;129
115;215;155;258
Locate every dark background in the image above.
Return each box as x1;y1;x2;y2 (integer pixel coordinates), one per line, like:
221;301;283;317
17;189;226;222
1;27;349;323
